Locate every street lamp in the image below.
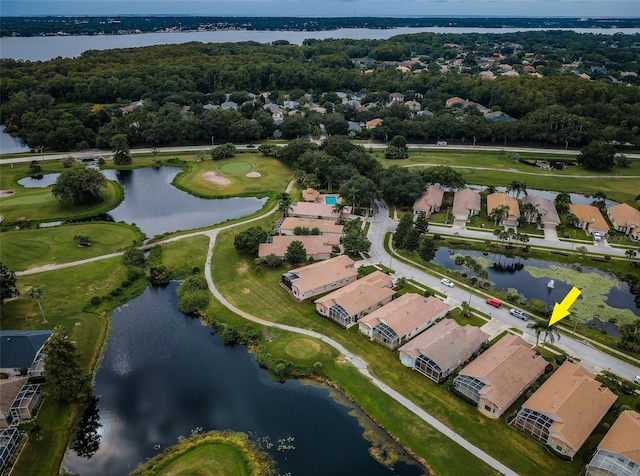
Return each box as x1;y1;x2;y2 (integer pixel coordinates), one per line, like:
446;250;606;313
211;136;215;147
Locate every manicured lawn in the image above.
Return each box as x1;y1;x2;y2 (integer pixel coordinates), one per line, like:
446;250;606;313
209;218;584;476
0;161;123;223
172;155;292;198
374;150;640;205
155;444;249;476
0;222;143;271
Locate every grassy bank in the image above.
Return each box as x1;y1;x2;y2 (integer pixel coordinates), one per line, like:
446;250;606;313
0;161;124;224
208;216;584;476
130;430;277;476
0;222;144;271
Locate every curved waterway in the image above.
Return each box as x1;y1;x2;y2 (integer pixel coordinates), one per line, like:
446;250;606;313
64;282;425;476
24;167;267;237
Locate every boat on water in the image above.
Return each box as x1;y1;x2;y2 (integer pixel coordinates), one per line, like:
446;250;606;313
547;280;555;288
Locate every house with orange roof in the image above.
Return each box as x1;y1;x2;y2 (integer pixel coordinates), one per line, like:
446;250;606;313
585;410;640;476
487;193;520;228
315;271;395;328
607;203;640;240
445;97;466;108
281;255;357;301
512;362;617;459
452;189;481;224
289;202;349;222
413;186;444;217
399;319;488;382
276;217;344;237
453;334;547;418
366;118;383;129
302;188;321;202
359;294;450;349
258;235;340;261
569;204;610;237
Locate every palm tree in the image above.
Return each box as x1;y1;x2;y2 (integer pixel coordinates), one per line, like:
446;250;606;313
554;192;572;214
506;181;527;198
520;202;539;224
489;205;509;227
332;202;346;224
276;192;292;217
27;286;47;324
527;320;548;349
493;228;502;246
541;325;561;352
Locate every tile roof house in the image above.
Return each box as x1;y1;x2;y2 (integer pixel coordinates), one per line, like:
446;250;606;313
221;101;238;110
399;319;488;382
585;410;640;476
607;203;640;240
302;188;321;202
413;186;444;216
405;100;422;112
288;202;349;222
276;217;344;237
487;193;520;228
445;97;466;108
0;330;52;377
359;294;451;350
452;189;481;223
315;271;395;328
522;195;560;227
512;362;617;459
389;92;405;103
281;255;357;301
366;118;383;129
258;235;340;261
453;334;547;418
569;204;610;236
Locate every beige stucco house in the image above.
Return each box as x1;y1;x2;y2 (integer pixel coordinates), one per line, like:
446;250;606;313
281;255;357;301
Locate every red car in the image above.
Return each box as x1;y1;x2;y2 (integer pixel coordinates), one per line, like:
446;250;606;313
486;298;502;308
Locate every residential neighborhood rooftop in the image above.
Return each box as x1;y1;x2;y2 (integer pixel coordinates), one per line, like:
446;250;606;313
258;235;340;259
569;204;610;231
315;271;395;317
522;195;561;225
0;330;52;370
487;193;520;219
594;410;640;466
285;255;356;296
413;186;444;213
452;189;481;215
278;217;344;235
607;203;640;228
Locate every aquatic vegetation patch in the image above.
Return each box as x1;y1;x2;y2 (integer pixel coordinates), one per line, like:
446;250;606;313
525;265;638;326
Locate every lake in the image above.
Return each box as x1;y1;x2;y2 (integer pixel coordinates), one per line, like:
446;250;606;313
63;282;425;476
2;27;640;61
22;167;267;237
0;125;30;154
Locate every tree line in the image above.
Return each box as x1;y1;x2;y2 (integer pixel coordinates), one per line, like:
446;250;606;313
1;32;639;152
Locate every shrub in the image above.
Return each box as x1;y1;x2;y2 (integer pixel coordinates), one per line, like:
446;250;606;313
178;291;210;315
123;247;146;266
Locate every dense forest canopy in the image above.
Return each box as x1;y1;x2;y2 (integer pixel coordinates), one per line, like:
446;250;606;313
1;30;639;151
2;16;640;37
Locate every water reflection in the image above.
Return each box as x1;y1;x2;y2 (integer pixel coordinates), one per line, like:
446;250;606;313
65;283;424;476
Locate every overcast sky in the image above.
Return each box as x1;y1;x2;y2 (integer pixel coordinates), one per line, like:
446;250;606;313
2;1;638;17
0;0;640;17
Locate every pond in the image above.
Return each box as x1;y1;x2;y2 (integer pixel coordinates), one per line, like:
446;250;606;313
23;167;267;237
433;246;640;334
466;185;619;207
64;283;425;476
0;125;30;154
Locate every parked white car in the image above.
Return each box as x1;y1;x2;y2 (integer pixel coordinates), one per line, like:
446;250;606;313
441;278;454;288
634;375;640;385
509;308;530;321
593;232;602;242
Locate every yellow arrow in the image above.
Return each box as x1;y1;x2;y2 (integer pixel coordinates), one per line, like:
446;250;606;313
549;286;581;325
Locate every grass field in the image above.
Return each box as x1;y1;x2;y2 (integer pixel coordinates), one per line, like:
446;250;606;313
0;222;144;271
155;444;249;476
209;216;585;476
374;150;640;204
172;155;292;198
0;161;123;223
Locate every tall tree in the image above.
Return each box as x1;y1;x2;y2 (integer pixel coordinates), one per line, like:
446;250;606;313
44;326;93;402
0;262;19;304
276;192;292;217
342;227;371;255
577;141;616;171
554;192;572;214
285;241;307;265
419;238;438;263
110;133;131;165
52;168;107;205
234;227;268;256
27;286;47;323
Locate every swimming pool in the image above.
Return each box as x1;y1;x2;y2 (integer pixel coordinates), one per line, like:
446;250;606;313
325;196;337;205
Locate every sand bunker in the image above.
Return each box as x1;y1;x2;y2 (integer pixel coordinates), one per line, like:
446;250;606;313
202;171;231;185
246;172;261;178
0;190;15;197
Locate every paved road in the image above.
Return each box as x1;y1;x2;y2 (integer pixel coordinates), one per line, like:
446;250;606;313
367;200;640;381
3;143;640;164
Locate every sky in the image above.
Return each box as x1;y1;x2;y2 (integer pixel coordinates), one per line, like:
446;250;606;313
1;1;639;18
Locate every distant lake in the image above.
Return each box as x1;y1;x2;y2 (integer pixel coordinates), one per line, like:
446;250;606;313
2;27;639;61
64;282;425;476
0;125;30;154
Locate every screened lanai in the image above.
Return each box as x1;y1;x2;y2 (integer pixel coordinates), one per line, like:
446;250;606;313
372;323;401;349
9;383;42;424
512;407;554;443
453;374;486;403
